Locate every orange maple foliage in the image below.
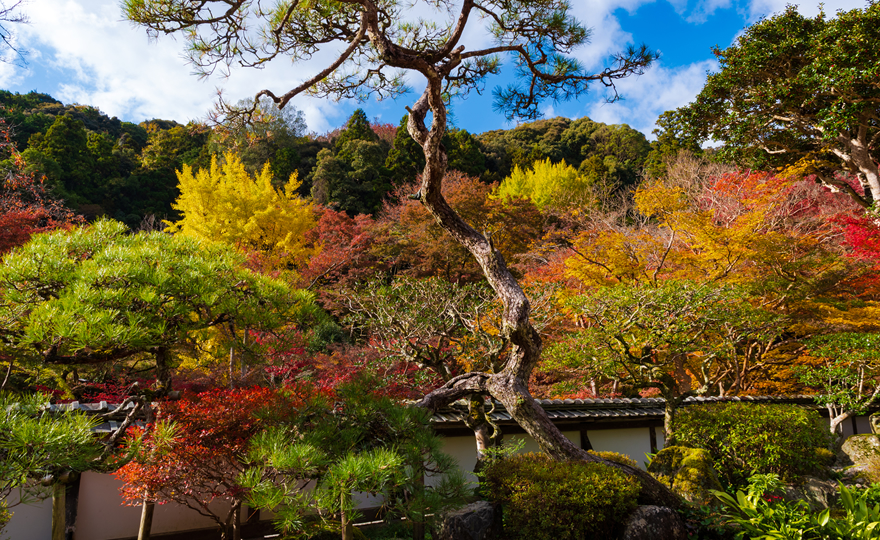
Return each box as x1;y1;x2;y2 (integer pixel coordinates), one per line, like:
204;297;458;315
0;118;80;255
378;170;543;282
115;387;308;536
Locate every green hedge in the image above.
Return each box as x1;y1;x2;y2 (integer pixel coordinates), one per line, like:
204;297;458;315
673;403;832;487
480;452;640;540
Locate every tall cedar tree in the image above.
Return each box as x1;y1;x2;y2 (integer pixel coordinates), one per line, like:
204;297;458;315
124;0;679;505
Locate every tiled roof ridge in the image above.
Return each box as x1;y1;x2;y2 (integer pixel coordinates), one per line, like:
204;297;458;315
50;394;822;416
438;394;820;410
537;395;818;407
429;395;853;425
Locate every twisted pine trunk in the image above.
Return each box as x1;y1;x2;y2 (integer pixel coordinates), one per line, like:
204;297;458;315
403;78;681;508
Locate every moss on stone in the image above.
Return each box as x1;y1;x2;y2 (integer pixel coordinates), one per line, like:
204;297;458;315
647;446;723;505
841;434;880;466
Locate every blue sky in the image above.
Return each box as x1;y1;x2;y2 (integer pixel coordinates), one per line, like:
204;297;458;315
0;0;866;138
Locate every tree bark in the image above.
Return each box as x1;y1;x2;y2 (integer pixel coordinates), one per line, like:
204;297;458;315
407;79;682;509
411;464;426;540
341;490;354;540
223;499;242;540
138;499;154;540
154;346;172;394
662;393;684;447
464;395;502;471
64;474;80;540
828;406;853;447
233;501;241;540
51;482;65;540
1;357;12;391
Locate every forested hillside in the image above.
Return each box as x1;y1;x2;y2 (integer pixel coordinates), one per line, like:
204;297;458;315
0;90;667;224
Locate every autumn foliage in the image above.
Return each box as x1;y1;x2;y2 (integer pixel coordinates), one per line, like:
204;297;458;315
0;118;80;255
115;387;299;536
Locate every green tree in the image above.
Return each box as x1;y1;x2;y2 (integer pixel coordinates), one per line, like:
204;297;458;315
387;116;487;186
334;108;380;160
386;115;426;186
657;4;880;207
311;110;390;215
0;91;63;150
0;219;311;393
242;377;467;540
0;393;143;539
797;332;880;440
210;96;308;189
446;128;487;178
565;280;782;442
22;114;95;205
124;0;676;505
478;117;573;181
0;393;103;499
115;122;211;227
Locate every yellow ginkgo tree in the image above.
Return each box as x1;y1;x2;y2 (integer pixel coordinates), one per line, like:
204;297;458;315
493;158;594;211
166;153;317;272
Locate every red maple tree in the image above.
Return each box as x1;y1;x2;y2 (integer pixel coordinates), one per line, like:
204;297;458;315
0;117;80;255
115;387;299;540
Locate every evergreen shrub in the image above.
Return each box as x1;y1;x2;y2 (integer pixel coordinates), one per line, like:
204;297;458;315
673;403;832;487
588;450;638;468
480;452;640;540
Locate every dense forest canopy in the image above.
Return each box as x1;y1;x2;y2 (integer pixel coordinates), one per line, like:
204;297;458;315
0;89;661;225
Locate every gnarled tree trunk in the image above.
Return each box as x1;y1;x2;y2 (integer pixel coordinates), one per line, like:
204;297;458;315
405;79;681;508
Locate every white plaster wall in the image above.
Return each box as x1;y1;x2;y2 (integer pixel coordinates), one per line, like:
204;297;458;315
76;471;230;540
434;435;476;487
856;415;872;435
586;427;654;469
3;491;52;540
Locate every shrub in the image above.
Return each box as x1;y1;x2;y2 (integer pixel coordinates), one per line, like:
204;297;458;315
480;452;640;540
0;500;9;536
714;474;880;540
647;446;723;504
674;403;832;488
588;450;638;468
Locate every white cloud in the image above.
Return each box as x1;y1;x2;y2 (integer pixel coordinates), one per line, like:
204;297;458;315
747;0;867;21
5;0;364;131
0;55;24;89
686;0;733;23
584;59;718;138
569;0;654;72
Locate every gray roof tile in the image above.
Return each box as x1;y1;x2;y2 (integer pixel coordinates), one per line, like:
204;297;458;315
429;395;838;425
